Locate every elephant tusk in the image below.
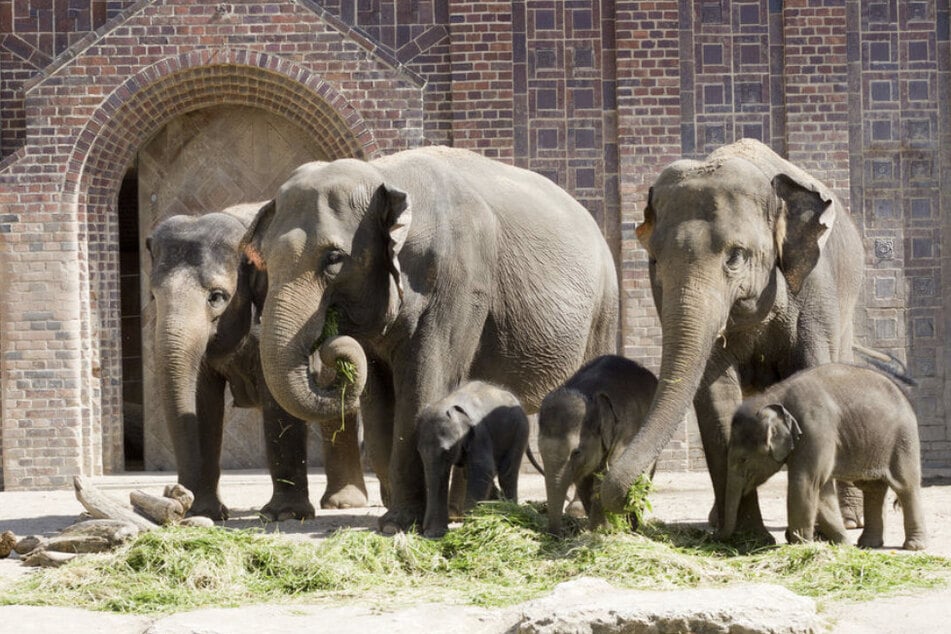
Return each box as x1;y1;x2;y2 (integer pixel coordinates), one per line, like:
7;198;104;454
716;329;728;348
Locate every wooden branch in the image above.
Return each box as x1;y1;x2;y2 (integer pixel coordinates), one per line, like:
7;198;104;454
130;490;184;525
42;534;113;554
22;550;77;568
73;476;157;532
163;484;195;514
60;519;140;546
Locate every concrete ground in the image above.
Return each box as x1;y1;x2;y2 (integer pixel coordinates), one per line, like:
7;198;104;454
1;469;949;632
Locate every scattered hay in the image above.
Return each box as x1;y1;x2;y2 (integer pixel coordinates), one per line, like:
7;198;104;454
4;503;949;614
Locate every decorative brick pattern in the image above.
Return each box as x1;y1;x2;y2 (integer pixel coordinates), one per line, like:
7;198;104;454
1;1;949;488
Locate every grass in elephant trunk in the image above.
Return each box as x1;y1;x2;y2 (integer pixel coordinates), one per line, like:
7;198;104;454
5;504;950;615
313;306;357;443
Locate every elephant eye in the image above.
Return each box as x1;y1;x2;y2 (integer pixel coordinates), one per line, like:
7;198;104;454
725;247;748;271
322;249;345;276
208;289;229;308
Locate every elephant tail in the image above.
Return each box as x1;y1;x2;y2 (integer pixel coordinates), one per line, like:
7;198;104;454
853;344;917;387
525;445;545;477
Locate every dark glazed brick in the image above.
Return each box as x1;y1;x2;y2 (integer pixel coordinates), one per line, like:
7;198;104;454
870;80;892;101
702;1;723;23
907;41;929;62
703;43;722;65
910;198;932;219
739;5;759;25
870;41;891;63
908;80;929;101
871;120;892;141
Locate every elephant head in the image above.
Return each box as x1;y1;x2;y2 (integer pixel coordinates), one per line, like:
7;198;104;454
147;207;267;515
538;388;614;534
718;404;802;539
601;147;838;513
240;160;395;422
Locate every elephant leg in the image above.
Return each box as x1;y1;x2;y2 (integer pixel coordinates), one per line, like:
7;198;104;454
815;479;849;545
361;360;394;506
378;346;467;534
855;480;885;548
191;369;228;520
893;482;927;551
464;457;498;512
317;409;368;510
786;472;820;544
837;481;864;529
448;465;467;520
497;444;524;503
260;399;315;521
696;369;772;541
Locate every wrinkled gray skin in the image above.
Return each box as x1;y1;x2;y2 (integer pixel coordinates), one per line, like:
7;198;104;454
719;364;926;551
417;381;529;538
601;139;865;541
242;146;618;533
539;355;659;535
147;204;368;521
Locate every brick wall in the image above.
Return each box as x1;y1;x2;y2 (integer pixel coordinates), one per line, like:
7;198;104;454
1;0;949;488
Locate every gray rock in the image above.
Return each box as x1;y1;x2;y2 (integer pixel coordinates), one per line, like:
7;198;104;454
511;577;822;634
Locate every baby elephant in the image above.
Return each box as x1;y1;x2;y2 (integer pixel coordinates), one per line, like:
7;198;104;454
719;363;926;550
417;381;530;538
538;355;658;534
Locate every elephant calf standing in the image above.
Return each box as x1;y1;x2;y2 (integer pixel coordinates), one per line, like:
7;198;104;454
538;355;659;534
416;381;530;538
719;364;926;550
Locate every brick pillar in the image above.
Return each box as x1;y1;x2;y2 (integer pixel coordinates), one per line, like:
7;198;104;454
447;0;515;160
0;184;93;489
615;1;688;470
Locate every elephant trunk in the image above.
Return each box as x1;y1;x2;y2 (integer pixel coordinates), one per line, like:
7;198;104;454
601;279;727;513
544;467;574;535
154;308;207;493
422;460;452;538
260;286;367;423
718;469;745;539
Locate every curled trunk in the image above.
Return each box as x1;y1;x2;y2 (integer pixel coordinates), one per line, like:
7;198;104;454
260;292;367;423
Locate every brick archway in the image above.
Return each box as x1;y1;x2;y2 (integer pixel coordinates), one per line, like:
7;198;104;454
71;50;376;471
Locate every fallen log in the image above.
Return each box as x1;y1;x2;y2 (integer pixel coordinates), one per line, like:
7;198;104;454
60;519;140;545
73;476;157;532
163;483;195;514
42;534;113;554
130;490;184;525
22;549;77;568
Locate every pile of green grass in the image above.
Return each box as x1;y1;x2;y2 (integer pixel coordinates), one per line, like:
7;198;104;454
4;502;949;614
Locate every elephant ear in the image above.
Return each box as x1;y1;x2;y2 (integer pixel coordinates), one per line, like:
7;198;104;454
772;173;836;295
240;200;275;271
241;259;268;323
376;184;412;328
596;392;621;454
635;187;656;250
762;404;803;463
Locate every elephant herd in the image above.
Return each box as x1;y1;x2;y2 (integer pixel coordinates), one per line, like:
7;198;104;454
148;139;926;550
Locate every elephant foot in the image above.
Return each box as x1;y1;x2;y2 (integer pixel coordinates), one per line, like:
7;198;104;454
320;484;368;510
378;506;424;536
565;498;586;519
260;496;316;522
857;532;884;549
903;537;927;551
842;511;863;530
189;500;229;522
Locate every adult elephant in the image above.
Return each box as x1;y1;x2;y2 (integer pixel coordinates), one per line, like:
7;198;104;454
600;139;864;537
147;203;368;521
241;146;619;533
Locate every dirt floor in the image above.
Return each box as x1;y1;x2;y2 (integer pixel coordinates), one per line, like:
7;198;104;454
1;469;950;632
